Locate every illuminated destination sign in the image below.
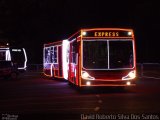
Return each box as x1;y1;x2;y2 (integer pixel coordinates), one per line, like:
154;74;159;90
82;30;133;38
94;31;119;37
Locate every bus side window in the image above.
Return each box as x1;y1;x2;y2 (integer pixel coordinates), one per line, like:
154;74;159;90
71;41;77;64
45;47;51;63
50;47;54;63
53;46;58;63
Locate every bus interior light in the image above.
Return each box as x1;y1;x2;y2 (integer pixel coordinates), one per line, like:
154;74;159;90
82;71;95;80
122;70;136;80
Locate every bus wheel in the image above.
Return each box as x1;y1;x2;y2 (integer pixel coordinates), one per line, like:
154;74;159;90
68;81;73;86
10;72;18;80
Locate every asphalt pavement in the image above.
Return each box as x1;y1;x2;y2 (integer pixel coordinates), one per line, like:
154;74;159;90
0;72;160;120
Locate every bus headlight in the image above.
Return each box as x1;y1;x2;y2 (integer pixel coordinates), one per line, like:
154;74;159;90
86;81;91;86
126;81;131;86
128;31;132;36
82;32;87;36
82;71;95;80
122;70;136;80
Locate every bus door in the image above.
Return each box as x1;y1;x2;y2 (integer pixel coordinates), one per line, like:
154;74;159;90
58;46;63;77
69;41;78;85
10;48;27;71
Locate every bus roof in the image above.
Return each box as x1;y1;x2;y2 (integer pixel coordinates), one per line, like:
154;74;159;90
44;40;62;47
44;28;134;46
68;28;134;40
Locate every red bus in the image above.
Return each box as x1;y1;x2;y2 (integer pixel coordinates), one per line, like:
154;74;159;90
43;28;136;87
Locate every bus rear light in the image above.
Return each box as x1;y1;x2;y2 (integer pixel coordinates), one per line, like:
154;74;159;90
82;71;95;80
122;70;136;80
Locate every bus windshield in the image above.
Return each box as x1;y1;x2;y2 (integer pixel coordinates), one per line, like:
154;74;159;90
83;40;134;69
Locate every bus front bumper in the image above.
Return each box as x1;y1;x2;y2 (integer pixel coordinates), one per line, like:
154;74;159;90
80;79;136;87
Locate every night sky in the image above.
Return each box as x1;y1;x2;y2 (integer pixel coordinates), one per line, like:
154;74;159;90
0;0;160;64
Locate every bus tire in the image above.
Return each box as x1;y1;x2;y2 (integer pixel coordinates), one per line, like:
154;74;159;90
10;72;18;80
